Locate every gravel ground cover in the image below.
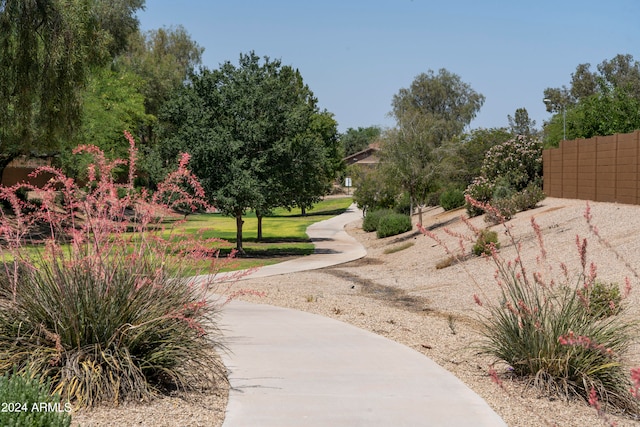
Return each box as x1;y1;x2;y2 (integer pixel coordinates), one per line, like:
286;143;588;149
74;197;640;426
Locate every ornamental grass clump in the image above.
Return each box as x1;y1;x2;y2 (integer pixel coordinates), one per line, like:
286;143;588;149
419;197;638;415
0;131;237;407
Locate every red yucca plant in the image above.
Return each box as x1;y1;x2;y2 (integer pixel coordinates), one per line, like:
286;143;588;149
419;195;638;416
0;131;238;407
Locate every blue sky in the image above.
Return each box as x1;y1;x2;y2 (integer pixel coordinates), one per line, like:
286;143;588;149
137;1;640;133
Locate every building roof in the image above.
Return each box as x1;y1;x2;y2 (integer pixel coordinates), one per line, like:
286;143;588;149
343;143;381;166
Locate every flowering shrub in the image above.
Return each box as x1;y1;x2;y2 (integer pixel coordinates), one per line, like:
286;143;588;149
465;176;495;217
480;134;543;192
465;135;544;219
0;131;238;407
420;198;638;414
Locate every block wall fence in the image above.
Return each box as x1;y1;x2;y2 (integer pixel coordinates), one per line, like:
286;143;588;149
542;130;640;204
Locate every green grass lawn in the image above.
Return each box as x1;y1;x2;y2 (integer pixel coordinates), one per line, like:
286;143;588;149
175;197;353;271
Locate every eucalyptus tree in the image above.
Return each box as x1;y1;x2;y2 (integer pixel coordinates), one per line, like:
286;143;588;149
384;69;484;217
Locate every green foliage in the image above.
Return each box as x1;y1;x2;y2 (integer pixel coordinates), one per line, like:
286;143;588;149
472;229;500;256
0;0;143;165
385;68;485;214
352;166;398;215
508;107;537;137
0;371;71;427
465;134;544;219
510;182;546;211
393;192;412;215
376;213;412;238
362;209;394;232
158;52;334;252
118;25;204;119
439;188;465;211
448;127;512;186
480;135;542;192
341;126;381;157
543;54;640;147
63;66;153;179
482;277;635;411
391;69;485;143
588;281;623;319
465;177;495;217
484;183;546;225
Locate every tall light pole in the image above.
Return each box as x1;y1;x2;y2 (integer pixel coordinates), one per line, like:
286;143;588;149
544;98;566;140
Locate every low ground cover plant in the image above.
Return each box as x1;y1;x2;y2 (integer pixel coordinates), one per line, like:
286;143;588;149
0;132;238;408
362;208;393;232
376;213;411;238
420;197;639;417
0;370;71;426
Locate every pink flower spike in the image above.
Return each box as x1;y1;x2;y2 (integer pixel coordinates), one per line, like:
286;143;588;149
473;294;483;306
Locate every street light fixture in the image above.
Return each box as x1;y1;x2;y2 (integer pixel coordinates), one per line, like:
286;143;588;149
543;98;566;140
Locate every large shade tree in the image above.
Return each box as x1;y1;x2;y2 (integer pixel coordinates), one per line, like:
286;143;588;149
158;52;337;252
384;69;485;218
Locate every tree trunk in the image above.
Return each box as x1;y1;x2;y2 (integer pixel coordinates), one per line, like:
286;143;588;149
235;213;245;254
257;214;263;241
301;206;306;216
418;205;423;226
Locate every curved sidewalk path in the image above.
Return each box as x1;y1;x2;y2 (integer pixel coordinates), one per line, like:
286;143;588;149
219;204;507;427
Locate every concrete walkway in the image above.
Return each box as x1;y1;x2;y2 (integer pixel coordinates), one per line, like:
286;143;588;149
215;203;367;281
219;204;507;426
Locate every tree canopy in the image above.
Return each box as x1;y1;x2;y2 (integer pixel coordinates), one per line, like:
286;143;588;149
157;52;339;252
341;126;381;157
543;54;640;146
383;69;485;215
0;0;145;167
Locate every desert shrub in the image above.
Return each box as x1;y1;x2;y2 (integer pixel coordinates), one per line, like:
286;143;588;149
479;183;546;225
484;197;517;225
393;192;411;215
0;370;71;427
0;132;235;407
362;208;393;232
419;203;638;414
376;213;412;238
587;281;622;319
472;229;500;256
425;189;443;207
435;255;455;269
439;188;465;211
511;182;546;211
491;177;515;200
465;177;495;217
